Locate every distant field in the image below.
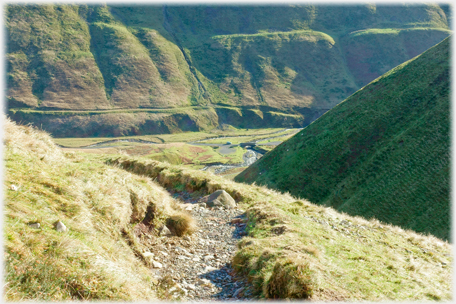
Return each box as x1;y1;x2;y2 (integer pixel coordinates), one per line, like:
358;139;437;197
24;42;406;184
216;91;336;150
54;127;288;147
54;137;161;147
144;143;246;166
201;130;294;144
64;142;246;169
155;128;287;144
57;127;295;175
255;133;297;144
255;145;276;152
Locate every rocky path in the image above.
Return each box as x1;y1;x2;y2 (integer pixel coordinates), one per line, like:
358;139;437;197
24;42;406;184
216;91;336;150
141;190;256;301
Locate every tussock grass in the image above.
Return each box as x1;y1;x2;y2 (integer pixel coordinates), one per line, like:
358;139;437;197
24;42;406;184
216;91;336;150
3;119;194;300
166;213;196;237
265;255;313;299
110;155;452;301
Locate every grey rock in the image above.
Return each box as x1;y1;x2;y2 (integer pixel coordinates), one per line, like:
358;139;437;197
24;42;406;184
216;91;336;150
206;190;236;209
53;220;67;232
203;265;217;272
28;223;41;229
143;252;155;263
152;260;163;268
160;225;173;236
233;287;244;297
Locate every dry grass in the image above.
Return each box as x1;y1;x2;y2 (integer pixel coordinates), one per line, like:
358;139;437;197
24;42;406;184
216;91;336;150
265;255;313;299
3;118;195;301
166;213;196;237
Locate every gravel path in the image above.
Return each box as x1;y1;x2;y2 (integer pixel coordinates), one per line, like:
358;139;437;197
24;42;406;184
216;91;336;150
137;190;256;301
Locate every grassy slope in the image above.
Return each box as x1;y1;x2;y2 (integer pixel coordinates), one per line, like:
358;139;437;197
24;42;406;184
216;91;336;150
6;4;110;110
111;156;452;301
3;119;195;300
4;118;451;300
6;4;451;136
166;4;450;109
88;5;198;108
188;29;357;110
341;27;451;87
236;37;450;240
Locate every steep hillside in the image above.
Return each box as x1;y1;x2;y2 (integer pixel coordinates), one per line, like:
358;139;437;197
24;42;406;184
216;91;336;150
235;37;451;240
166;4;450;108
6;4;451;136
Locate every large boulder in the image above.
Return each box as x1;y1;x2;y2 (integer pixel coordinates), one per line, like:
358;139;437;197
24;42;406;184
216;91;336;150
206;190;236;209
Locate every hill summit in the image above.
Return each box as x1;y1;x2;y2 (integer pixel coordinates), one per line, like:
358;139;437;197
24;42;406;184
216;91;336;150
235;37;451;241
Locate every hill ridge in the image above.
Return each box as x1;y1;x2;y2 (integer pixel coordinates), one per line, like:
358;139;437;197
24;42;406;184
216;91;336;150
6;4;451;136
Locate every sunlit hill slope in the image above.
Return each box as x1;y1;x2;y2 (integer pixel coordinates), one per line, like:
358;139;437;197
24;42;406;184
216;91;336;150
236;37;451;241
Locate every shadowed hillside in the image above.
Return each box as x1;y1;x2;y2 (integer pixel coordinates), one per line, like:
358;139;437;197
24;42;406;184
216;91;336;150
6;4;451;136
235;37;451;241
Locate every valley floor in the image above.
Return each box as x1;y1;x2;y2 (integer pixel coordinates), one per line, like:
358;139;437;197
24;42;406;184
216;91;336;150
57;128;301;178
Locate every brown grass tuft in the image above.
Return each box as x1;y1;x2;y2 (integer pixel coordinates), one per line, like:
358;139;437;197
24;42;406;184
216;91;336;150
265;255;314;299
166;212;196;237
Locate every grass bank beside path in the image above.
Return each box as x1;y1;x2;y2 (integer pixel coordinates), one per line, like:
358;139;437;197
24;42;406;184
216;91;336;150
109;156;452;301
4;119;195;301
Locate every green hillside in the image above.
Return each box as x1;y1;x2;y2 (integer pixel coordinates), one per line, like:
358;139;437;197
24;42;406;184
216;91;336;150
6;4;451;137
4;118;198;300
235;37;451;240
